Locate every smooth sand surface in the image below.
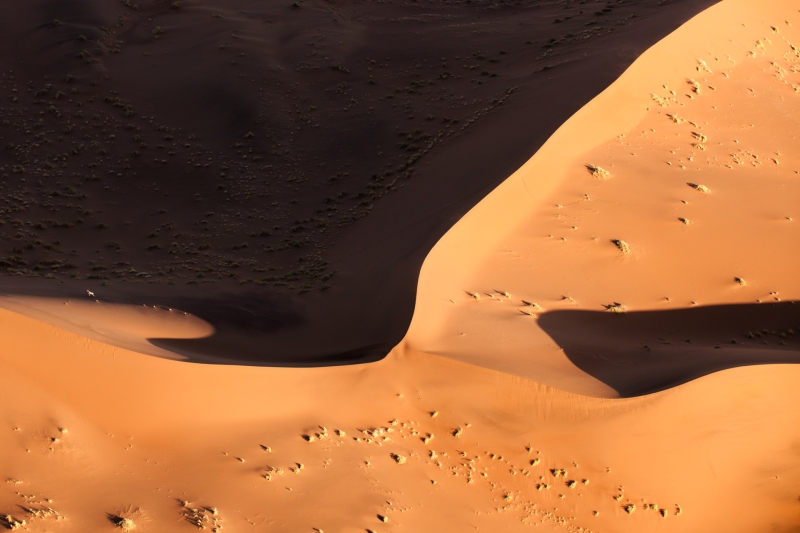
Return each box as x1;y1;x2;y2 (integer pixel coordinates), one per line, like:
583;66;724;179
2;0;800;531
2;308;800;531
407;0;800;397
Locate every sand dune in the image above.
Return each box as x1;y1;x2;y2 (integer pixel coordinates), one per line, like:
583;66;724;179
0;0;718;362
2;307;800;531
407;0;800;397
2;0;800;531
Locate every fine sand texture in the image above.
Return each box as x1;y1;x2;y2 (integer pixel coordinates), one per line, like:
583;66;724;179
407;0;800;397
2;1;800;532
2;308;800;532
0;0;718;364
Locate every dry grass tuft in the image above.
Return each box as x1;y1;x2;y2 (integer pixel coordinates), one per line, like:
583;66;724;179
650;93;669;107
624;504;636;514
3;515;26;530
666;113;684;124
391;453;407;465
688;183;710;193
586;165;610;179
697;59;712;73
735;277;746;286
691;132;708;142
687;78;702;94
611;239;630;255
114;517;135;531
604;302;626;314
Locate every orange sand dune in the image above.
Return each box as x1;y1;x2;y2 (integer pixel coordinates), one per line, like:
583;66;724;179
2;308;800;532
3;0;800;531
407;0;800;398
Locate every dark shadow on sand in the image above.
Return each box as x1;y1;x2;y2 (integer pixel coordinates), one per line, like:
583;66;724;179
537;301;800;397
146;293;390;366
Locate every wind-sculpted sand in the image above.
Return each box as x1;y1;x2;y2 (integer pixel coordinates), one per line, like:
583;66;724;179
408;0;800;397
1;307;800;532
2;1;800;531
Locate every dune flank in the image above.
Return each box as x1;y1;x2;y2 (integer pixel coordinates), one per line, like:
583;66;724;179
407;0;800;397
2;307;800;532
2;0;800;532
0;0;717;362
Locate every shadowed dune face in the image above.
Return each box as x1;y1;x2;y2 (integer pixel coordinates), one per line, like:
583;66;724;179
406;0;800;395
539;302;800;397
0;0;719;363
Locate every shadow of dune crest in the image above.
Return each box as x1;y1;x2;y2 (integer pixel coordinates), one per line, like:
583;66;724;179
149;337;390;367
538;301;800;398
145;294;391;366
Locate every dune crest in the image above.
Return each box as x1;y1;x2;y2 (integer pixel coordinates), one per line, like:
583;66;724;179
407;0;800;397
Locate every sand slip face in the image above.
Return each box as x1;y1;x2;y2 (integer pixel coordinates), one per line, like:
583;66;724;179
407;0;800;398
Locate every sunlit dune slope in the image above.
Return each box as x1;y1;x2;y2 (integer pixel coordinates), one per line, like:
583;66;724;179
2;1;800;532
2;308;800;532
407;0;800;398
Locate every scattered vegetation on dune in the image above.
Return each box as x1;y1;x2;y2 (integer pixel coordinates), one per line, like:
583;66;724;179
686;78;702;95
666;113;684;124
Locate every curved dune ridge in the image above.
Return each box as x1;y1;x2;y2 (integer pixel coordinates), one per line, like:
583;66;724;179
2;0;800;531
2;309;800;531
0;0;720;365
407;0;800;398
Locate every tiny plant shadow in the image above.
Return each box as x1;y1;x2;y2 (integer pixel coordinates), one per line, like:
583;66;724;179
106;513;132;530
